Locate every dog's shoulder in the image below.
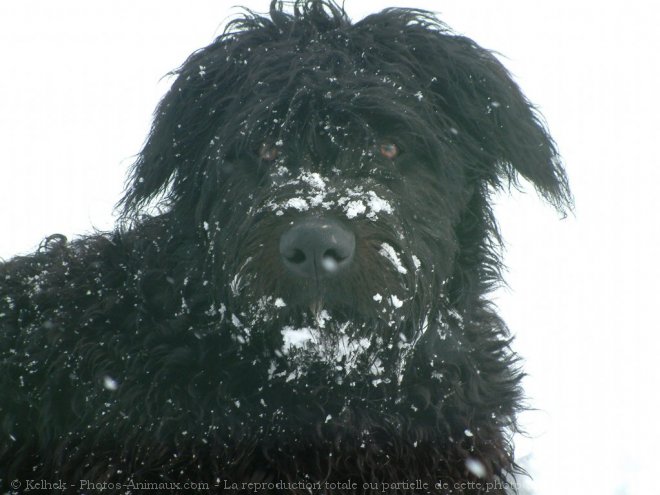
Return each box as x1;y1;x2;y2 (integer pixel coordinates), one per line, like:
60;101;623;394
0;231;132;334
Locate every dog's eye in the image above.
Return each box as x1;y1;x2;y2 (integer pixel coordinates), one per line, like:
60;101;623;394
379;143;400;160
259;143;280;161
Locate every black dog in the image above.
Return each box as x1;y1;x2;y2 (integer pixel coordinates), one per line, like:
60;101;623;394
0;1;570;493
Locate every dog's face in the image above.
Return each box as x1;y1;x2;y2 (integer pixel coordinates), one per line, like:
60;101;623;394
215;124;468;378
119;4;570;384
220;124;464;314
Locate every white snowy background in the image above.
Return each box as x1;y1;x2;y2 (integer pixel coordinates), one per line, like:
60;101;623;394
1;1;659;494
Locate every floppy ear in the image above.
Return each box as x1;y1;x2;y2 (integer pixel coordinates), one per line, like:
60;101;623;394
118;48;212;217
356;9;571;212
118;37;245;219
438;35;572;212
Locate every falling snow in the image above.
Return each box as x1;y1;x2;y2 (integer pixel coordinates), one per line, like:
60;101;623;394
465;457;487;478
103;376;119;391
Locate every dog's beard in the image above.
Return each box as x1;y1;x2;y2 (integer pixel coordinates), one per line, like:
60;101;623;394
279;311;433;390
223;240;429;385
278;311;382;382
227;292;430;387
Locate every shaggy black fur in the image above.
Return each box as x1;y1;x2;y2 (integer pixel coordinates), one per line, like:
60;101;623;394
0;1;570;493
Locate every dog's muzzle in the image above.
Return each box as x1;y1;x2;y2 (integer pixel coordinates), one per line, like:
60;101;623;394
279;217;355;279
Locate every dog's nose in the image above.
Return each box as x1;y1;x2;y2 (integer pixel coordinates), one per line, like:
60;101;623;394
279;218;355;278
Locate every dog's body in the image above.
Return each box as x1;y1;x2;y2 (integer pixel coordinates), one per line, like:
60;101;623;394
0;2;570;493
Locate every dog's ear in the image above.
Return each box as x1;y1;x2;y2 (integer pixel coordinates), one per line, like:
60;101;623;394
117;44;219;219
355;9;571;211
438;35;572;212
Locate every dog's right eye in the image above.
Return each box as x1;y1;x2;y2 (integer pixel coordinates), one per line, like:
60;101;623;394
259;143;280;162
378;142;400;160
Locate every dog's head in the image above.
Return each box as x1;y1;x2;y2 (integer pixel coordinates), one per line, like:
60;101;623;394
120;1;570;379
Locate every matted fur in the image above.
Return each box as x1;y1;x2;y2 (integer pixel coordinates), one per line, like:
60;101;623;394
0;1;570;493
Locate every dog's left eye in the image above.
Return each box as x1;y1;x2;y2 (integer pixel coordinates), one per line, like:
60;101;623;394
379;143;400;160
259;143;280;161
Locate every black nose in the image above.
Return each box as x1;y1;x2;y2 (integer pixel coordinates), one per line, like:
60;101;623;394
279;217;356;279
